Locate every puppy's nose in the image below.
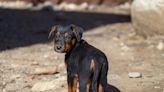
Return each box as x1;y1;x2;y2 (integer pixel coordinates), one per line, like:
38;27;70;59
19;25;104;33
57;45;62;50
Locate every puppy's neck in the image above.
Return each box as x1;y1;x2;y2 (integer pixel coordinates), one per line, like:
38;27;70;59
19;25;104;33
65;39;85;57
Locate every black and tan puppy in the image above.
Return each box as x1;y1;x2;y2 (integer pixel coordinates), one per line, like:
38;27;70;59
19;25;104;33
49;24;109;92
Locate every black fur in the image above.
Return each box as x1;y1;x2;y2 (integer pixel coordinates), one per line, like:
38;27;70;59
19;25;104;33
50;24;109;92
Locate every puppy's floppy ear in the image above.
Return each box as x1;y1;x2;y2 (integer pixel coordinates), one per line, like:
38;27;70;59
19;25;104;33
70;24;83;42
48;26;56;39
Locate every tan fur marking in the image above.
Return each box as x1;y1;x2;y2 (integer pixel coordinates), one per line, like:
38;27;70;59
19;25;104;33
86;79;90;92
98;83;103;92
65;43;72;51
65;32;68;37
68;83;72;92
49;26;56;38
73;76;78;92
71;38;76;46
90;59;95;71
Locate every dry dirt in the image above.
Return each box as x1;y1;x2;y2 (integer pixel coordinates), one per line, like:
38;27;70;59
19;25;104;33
0;4;164;92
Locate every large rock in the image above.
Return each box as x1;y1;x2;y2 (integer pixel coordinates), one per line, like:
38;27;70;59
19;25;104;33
131;0;164;36
102;0;131;5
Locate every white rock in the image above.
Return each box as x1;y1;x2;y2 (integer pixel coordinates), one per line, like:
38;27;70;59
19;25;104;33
58;2;77;10
131;0;164;36
128;72;142;78
121;45;131;52
156;42;164;50
119;2;131;9
88;4;97;10
55;2;89;11
79;2;88;10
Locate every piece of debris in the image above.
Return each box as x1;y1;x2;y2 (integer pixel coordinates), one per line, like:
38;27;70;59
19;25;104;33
156;42;164;50
128;72;142;78
154;86;160;89
31;61;39;65
121;43;131;52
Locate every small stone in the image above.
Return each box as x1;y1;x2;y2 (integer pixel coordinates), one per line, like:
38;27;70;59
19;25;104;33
31;61;39;65
112;37;119;41
128;72;142;78
54;73;61;78
156;42;164;50
154;86;160;89
79;2;88;10
10;64;20;68
119;2;130;9
31;81;55;92
144;74;153;78
10;74;21;80
121;45;131;52
88;4;97;10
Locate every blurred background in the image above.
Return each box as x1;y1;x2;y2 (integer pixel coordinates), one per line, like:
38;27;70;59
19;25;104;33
0;0;164;92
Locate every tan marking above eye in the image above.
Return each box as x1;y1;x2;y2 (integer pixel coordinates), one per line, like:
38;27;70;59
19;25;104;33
72;38;76;46
64;32;68;37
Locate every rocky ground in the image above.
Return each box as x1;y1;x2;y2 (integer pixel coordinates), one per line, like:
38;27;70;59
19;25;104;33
0;2;164;92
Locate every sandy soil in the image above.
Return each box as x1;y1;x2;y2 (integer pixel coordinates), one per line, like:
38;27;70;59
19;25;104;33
0;5;164;92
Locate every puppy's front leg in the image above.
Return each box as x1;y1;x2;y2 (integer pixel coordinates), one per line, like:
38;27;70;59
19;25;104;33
67;71;77;92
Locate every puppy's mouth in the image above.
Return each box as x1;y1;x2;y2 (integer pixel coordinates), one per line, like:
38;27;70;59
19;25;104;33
54;48;65;53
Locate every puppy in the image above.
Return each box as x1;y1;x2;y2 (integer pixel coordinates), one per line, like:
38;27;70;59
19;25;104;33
49;24;109;92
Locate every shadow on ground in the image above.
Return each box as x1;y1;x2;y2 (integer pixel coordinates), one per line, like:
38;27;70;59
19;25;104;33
0;8;130;51
107;84;121;92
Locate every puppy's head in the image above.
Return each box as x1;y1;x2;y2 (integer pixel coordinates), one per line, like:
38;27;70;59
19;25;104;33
49;24;83;53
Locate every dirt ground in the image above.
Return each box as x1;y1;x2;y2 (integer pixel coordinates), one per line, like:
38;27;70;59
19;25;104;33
0;4;164;92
